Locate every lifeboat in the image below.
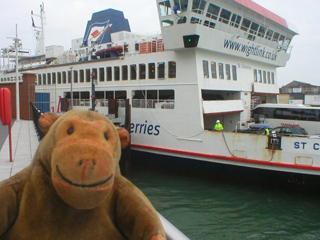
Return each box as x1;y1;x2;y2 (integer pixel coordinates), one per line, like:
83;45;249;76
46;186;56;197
95;45;123;56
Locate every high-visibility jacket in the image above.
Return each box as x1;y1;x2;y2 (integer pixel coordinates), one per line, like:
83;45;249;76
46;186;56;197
214;123;224;131
265;128;270;135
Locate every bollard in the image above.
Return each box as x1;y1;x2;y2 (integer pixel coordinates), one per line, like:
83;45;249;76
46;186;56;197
0;88;13;162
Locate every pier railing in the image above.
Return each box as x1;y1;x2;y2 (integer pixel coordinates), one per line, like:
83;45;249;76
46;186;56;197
30;101;45;141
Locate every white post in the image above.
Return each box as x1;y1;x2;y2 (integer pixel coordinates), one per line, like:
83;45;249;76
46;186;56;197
15;24;20;121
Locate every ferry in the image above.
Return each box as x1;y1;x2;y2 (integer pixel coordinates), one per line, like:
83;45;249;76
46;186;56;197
1;0;320;186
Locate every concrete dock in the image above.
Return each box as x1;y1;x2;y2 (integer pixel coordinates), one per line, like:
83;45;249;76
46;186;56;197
0;120;39;181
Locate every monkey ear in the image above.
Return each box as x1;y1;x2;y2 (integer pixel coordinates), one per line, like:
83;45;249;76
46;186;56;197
38;112;60;134
117;127;130;148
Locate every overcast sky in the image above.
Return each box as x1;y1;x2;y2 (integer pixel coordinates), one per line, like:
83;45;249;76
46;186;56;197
1;0;319;87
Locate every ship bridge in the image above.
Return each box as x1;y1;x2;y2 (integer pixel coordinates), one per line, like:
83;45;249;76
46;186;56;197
157;0;298;67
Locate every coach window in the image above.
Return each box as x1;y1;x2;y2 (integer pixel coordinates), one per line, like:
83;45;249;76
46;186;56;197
67;71;71;84
158;62;165;79
203;60;209;78
168;61;176;78
122;65;128;81
47;73;51;84
148;63;156;79
85;69;90;82
218;63;224;79
225;64;231;80
114;66;120;81
38;74;42;85
58;72;62;84
73;71;78;83
232;65;237;80
139;64;146;80
52;72;56;84
271;72;275;84
99;67;104;82
258;70;262;83
42;73;46;85
130;64;137;80
211;61;217;79
106;67;112;81
62;71;67;84
253;69;258;82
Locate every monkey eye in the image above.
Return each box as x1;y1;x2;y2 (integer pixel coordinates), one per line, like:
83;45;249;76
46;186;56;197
67;127;74;135
104;132;109;141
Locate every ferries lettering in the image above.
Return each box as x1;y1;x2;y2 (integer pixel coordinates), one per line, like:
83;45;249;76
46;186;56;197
130;121;160;136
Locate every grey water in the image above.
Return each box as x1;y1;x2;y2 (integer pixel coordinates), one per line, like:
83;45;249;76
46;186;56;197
127;165;320;240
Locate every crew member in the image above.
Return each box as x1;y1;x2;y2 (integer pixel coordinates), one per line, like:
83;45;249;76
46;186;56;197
264;125;270;135
214;120;224;131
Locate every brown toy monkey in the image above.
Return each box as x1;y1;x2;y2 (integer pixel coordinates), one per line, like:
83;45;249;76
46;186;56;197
0;110;166;240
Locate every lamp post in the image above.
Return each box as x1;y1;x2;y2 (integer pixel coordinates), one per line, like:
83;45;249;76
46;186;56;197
14;24;20;121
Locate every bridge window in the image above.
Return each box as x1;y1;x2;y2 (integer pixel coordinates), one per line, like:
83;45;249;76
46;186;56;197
230;13;241;28
42;74;46;85
159;1;172;17
192;0;207;14
258;26;266;38
67;71;71;84
204;20;215;28
177;16;187;24
99;67;104;82
219;9;231;24
173;0;188;12
241;18;251;32
162;19;174;28
265;29;273;40
249;22;259;35
263;71;266;83
258;70;262;83
271;72;275;84
273;32;280;42
206;3;220;20
191;17;202;24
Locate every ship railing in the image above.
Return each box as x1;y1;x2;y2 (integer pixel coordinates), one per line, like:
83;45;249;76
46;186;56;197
132;99;174;109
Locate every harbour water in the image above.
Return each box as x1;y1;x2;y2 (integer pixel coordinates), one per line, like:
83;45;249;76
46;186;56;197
127;164;320;240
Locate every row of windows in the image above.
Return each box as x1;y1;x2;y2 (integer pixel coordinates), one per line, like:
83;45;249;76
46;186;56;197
37;61;177;85
160;0;291;48
202;60;237;80
0;76;21;82
253;69;275;84
64;89;175;109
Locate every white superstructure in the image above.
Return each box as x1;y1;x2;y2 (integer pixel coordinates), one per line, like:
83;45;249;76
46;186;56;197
3;1;320;184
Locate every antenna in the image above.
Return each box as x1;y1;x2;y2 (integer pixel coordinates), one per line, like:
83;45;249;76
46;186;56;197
31;2;46;55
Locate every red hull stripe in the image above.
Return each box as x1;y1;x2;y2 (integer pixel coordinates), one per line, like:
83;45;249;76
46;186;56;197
131;144;320;172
